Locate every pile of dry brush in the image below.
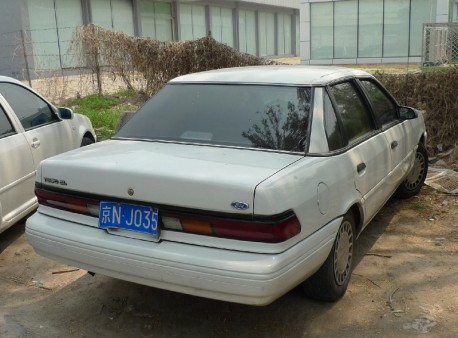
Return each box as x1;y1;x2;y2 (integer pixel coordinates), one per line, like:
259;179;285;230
375;68;458;152
72;25;457;151
72;24;277;94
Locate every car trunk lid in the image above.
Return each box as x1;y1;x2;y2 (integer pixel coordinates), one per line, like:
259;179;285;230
38;140;302;214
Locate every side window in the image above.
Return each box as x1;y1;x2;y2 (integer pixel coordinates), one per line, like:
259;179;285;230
360;80;398;126
0;83;59;130
329;81;374;143
324;92;345;151
0;105;15;138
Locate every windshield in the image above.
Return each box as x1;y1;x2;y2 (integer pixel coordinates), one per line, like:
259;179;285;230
115;84;312;152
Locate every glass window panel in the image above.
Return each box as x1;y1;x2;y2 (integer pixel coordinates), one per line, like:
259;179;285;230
383;0;410;57
140;0;156;38
324;93;345;151
91;0;113;30
180;4;193;40
246;11;256;55
259;12;275;56
211;7;223;42
278;15;285;55
410;0;435;56
330;82;373;142
192;5;207;39
221;8;233;47
155;2;173;41
27;0;60;70
283;14;292;55
239;10;256;55
278;14;292;55
141;1;173;41
311;3;333;59
55;0;84;67
211;7;233;46
334;1;357;58
92;0;134;35
180;4;206;40
358;0;383;57
111;0;134;35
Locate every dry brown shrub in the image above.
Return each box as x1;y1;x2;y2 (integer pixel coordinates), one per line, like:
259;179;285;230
71;24;277;95
375;67;458;152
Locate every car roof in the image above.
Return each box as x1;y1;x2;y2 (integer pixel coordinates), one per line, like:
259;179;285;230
0;75;25;86
170;65;373;86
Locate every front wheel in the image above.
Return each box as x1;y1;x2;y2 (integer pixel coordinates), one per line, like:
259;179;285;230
395;142;428;199
302;213;355;301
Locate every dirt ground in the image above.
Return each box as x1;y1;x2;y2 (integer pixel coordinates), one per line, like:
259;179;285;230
1;184;458;338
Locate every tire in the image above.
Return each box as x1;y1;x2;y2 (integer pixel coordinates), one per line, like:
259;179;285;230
302;213;355;302
80;136;94;147
395;142;428;199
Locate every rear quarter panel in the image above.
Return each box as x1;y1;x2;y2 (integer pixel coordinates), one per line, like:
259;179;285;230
254;154;362;241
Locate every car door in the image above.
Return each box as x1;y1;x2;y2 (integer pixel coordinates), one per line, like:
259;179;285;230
327;81;391;223
358;79;413;191
0;104;36;233
0;82;76;167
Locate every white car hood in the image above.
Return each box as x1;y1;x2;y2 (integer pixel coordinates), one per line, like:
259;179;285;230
38;140;303;214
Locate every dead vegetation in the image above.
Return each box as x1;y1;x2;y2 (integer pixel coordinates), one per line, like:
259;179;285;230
71;24;277;95
374;68;458;153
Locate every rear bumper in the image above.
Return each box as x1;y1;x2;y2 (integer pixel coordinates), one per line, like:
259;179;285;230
26;211;340;305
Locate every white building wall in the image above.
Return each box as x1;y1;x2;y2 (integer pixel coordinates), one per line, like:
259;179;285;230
300;0;453;64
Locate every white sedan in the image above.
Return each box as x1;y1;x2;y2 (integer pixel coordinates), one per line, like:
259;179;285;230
0;76;96;234
26;66;427;305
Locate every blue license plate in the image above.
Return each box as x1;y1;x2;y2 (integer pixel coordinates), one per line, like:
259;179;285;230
99;202;159;237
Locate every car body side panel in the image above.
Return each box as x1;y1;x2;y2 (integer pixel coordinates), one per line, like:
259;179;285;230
254;154;362;240
347;133;392;223
0;133;36;233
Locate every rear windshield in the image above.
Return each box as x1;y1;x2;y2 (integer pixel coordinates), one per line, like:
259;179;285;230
115;84;312;152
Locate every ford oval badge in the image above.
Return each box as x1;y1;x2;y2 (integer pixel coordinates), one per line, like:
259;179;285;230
231;201;249;210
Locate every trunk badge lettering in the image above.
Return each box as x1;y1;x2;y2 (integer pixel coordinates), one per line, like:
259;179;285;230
231;201;249;210
44;177;67;186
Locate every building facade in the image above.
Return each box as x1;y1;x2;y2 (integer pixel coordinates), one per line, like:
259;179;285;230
0;0;299;80
300;0;458;64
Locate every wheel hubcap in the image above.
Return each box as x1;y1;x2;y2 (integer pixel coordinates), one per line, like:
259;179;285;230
334;221;353;286
405;150;426;191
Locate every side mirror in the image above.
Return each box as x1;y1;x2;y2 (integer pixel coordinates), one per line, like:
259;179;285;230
57;107;74;120
399;106;417;120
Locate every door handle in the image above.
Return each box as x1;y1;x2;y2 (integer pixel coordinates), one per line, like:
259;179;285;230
31;138;41;149
357;162;366;173
391;140;398;150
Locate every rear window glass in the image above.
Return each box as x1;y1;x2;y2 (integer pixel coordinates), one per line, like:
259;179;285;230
116;84;312;152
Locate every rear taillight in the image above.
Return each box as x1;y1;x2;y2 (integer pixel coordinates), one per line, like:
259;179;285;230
161;212;301;243
36;187;301;243
35;188;99;217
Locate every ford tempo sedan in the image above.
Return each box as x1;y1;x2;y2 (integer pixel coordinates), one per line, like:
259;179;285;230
26;66;427;305
0;76;96;234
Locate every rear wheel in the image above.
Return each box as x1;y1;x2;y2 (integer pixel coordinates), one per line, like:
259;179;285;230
302;213;355;301
395;142;428;199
